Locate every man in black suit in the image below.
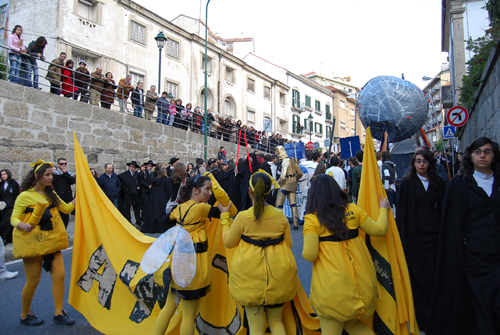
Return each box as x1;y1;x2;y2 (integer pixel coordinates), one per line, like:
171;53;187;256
138;160;157;222
52;158;76;229
166;157;179;177
118;161;142;227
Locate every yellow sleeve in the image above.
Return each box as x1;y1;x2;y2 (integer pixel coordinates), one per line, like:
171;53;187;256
283;219;293;248
223;214;243;249
10;193;31;228
57;195;75;214
302;214;320;262
359;208;388;237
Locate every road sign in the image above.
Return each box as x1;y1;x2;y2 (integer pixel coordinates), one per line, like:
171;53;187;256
443;126;456;139
307;141;313;150
313;142;320;150
447;106;469;127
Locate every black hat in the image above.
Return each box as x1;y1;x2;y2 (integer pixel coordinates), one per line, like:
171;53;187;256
126;160;140;168
169;157;180;165
143;160;157;166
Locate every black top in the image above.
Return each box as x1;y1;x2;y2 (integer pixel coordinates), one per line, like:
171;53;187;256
52;169;76;203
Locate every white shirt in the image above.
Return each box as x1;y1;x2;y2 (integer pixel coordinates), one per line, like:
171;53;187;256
417;173;429;191
473;170;494;197
326;166;347;191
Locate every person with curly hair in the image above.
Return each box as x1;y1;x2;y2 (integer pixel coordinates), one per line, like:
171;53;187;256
10;160;76;326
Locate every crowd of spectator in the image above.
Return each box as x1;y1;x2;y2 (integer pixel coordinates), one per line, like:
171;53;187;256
4;25;301;154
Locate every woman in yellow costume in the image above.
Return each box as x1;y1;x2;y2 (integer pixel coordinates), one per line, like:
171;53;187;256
221;170;297;335
154;174;235;335
11;159;76;326
302;174;390;334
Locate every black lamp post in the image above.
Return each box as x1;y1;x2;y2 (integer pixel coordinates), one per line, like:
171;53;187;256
308;112;313;143
154;30;167;92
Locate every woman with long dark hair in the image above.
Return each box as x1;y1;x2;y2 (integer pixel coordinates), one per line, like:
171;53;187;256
303;174;390;334
61;60;78;99
154;175;235;335
25;36;47;89
429;137;500;335
0;169;20;244
236;153;258;211
10;160;76;326
396;150;445;333
141;168;173;234
222;171;296;334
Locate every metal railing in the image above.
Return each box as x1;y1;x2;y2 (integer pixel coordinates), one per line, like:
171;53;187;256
0;44;289;154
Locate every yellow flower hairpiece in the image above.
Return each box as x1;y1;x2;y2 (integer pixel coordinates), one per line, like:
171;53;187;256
29;159;54;174
249;169;280;195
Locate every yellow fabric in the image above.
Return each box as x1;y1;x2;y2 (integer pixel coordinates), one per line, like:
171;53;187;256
69;133;321;335
154;294;199;335
223;206;296;307
11;189;73;258
357;127;419;335
30;158;54;173
302;205;388;321
21;252;65;317
318;317;374;335
28;200;49;225
245;305;286;335
169;200;212;293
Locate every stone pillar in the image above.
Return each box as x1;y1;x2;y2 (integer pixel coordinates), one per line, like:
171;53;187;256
450;0;466;102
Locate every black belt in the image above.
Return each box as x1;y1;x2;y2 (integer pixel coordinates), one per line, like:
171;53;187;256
285;173;296;178
319;229;359;242
241;234;284;248
193;240;208;253
24;204;56;231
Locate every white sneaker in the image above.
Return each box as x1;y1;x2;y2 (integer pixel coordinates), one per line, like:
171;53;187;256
0;270;18;281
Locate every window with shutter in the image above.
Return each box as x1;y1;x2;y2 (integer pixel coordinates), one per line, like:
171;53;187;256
166;39;179;58
305;95;311;108
247;78;255;93
264;86;271;99
315;100;320;111
130;21;146;44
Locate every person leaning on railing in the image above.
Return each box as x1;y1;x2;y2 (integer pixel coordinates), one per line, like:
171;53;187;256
89;67;104;106
46;52;67;95
7;25;26;85
117;74;134;114
25;36;47;90
144;85;158;121
131;82;145;118
100;72;117;110
61;60;78;99
74;61;90;103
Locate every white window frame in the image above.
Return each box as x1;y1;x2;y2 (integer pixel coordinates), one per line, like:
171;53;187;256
340;121;346;131
279;92;286;105
166;81;178;99
130;20;146;44
76;0;98;22
351;108;355;116
340;100;346;110
201;54;213;73
247;108;256;123
166;38;179;59
264;86;271;100
247;78;255;93
130;72;145;87
225;66;234;83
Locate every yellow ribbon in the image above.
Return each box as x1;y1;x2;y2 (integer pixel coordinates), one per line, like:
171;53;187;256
249;169;280;195
29;159;54;174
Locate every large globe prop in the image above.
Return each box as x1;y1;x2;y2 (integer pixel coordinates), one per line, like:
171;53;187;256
358;76;428;143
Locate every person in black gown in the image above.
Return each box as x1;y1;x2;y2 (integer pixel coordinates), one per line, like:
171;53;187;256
235;153;258;211
396;150;445;332
0;169;20;244
428;137;500;335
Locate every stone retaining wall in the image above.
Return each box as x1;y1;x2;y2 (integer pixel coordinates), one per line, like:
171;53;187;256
0;80;243;180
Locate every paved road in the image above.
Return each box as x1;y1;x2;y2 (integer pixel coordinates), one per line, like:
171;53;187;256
1;219;312;334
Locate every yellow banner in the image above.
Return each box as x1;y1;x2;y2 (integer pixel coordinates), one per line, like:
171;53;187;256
357;127;419;335
69;134;321;334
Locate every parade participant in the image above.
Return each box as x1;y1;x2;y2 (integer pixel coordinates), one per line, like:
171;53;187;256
275;146;303;230
396;149;445;333
153;175;235;335
429;137;500;335
52;158;75;229
303;174;389;334
222;171;296;335
118;161;142;227
138;160;157;222
141;168;172;234
0;169;20;244
10;159;76;326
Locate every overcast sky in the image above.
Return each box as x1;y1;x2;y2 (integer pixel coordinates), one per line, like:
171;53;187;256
135;0;488;89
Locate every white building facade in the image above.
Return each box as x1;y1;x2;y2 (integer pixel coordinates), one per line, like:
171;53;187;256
7;0;287;134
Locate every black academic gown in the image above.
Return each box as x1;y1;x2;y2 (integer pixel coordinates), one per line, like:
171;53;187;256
0;180;20;243
118;170;142;225
428;174;500;335
141;177;173;234
138;169;156;207
396;175;445;331
236;159;258;211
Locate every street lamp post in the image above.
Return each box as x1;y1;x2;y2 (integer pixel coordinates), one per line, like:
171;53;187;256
308;112;313;143
154;30;167;93
203;0;212;161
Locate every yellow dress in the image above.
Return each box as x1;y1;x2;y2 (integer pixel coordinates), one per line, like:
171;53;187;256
303;204;388;321
169;200;213;299
11;189;75;259
223;206;297;307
